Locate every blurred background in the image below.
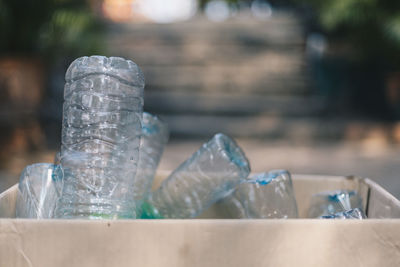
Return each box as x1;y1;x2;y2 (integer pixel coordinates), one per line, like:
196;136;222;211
1;0;400;197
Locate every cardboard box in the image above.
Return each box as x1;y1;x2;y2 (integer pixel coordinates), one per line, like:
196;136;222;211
1;173;400;267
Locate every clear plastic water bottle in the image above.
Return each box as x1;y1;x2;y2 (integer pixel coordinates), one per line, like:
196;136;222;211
148;133;250;218
133;112;169;202
218;170;298;219
55;56;144;219
320;208;366;219
308;190;363;218
54;151;61;165
16;163;62;219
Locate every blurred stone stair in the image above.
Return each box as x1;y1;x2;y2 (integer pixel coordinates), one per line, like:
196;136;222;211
106;11;326;138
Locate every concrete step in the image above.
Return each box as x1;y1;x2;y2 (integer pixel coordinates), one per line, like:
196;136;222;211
157;114;349;139
107;12;304;47
104;12;317;138
142;64;309;94
145;91;324;116
106;12;310;95
111;43;305;67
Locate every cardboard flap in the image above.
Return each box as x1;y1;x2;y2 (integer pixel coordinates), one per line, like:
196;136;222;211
364;178;400;218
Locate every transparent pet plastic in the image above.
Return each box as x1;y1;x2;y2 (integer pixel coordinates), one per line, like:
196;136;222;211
133;112;169;202
55;56;144;219
16;163;62;219
218;170;298;219
148;133;250;219
54;151;61;165
320;208;366;219
308;190;363;218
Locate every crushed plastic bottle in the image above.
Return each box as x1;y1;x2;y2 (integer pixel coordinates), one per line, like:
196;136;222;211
218;170;298;219
147;133;250;218
16;163;62;219
308;190;363;218
320;208;366;219
133;112;169;202
55;56;144;219
54;151;61;165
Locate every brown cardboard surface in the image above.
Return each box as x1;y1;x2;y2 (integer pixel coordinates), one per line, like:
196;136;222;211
365;178;400;218
1;219;400;267
1;174;400;267
0;184;17;218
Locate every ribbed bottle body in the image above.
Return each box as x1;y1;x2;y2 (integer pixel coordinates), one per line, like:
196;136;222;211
55;56;144;219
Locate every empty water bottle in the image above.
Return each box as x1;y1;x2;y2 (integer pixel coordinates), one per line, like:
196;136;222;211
54;151;61;165
133;112;169;202
16;163;62;218
320;208;366;219
218;170;298;219
55;56;144;219
308;190;363;218
148;133;250;218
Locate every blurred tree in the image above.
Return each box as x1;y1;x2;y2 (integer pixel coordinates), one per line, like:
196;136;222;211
297;0;400;67
296;0;400;118
0;0;104;162
0;0;103;61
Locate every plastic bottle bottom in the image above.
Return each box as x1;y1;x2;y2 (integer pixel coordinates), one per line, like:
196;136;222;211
55;199;136;219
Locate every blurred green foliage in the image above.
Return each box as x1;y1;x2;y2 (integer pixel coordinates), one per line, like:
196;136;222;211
0;0;103;61
294;0;400;118
297;0;400;68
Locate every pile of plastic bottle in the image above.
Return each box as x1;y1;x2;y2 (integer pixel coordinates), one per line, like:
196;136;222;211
15;56;365;220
